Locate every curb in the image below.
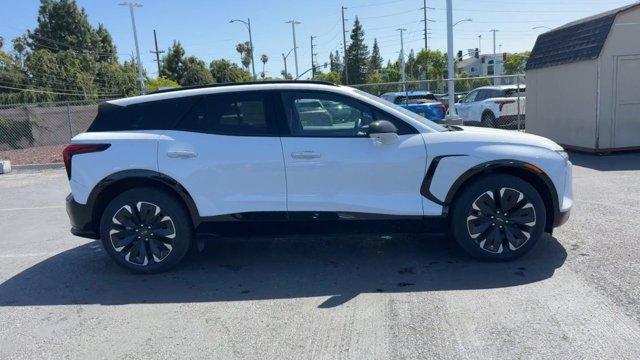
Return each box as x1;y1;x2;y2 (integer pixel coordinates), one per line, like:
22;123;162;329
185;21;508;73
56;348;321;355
0;160;11;174
12;162;65;172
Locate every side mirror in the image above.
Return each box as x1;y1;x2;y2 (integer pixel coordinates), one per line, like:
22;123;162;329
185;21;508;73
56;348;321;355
368;120;399;144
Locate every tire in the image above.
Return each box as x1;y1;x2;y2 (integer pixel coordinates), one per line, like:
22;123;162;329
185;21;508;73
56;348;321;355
450;174;546;261
481;111;496;128
99;187;193;274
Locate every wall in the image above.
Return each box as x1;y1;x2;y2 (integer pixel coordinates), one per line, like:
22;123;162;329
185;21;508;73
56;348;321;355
597;7;640;149
526;60;598;149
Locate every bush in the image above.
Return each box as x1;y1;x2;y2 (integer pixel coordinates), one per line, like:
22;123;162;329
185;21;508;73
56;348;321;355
0;118;35;149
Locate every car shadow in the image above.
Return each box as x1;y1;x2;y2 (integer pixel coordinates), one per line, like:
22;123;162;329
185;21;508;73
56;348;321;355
568;151;640;171
0;233;566;308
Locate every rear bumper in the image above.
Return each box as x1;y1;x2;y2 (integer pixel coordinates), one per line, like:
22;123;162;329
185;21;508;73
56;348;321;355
66;194;99;239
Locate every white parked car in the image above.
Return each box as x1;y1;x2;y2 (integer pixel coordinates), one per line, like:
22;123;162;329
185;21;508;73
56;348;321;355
455;85;526;128
64;81;571;273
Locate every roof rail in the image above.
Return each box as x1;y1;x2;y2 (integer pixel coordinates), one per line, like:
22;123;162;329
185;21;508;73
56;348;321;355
149;80;338;94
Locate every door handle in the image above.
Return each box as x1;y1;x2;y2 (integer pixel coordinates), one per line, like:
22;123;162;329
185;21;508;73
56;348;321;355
291;151;321;159
167;150;197;159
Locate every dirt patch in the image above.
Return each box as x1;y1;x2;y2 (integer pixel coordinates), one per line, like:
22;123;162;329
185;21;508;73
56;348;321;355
0;145;65;165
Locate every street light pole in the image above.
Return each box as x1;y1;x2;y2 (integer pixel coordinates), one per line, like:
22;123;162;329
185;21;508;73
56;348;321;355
445;0;457;121
491;29;499;84
230;18;257;80
119;2;145;94
281;48;294;79
286;20;301;78
247;18;256;81
478;34;482;54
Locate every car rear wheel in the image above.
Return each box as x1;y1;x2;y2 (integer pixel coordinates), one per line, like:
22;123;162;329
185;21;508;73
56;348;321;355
481;112;496;128
450;174;546;261
99;187;192;273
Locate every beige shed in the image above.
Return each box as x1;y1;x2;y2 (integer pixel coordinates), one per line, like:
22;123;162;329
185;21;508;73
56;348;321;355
525;3;640;152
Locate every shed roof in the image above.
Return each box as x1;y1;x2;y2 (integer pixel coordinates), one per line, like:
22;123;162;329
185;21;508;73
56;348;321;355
525;3;640;71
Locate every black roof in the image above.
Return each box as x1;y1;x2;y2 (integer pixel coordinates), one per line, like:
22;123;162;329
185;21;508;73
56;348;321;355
526;3;640;70
149;80;337;94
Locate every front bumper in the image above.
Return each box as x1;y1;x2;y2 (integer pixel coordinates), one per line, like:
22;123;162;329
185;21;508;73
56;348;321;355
66;194;99;239
554;209;571;227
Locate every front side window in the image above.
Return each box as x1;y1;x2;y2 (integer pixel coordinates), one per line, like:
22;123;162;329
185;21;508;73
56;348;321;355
463;90;479;103
176;92;274;136
282;92;413;137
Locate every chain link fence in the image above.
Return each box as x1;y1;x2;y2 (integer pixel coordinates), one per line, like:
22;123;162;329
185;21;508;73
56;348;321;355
351;74;526;130
0;99;110;165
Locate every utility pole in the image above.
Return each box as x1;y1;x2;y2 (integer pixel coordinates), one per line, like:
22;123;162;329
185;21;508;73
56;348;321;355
150;29;165;76
229;18;257;80
286;20;301;78
398;28;407;94
478;34;482;54
445;0;457;121
310;36;317;79
421;0;434;85
341;6;349;85
119;2;145;94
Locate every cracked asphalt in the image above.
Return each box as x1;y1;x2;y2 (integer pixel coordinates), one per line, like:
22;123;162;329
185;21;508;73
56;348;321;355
1;152;639;359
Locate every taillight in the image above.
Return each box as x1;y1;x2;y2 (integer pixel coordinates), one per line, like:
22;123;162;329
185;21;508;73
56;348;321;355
62;144;110;179
494;99;516;111
438;103;447;113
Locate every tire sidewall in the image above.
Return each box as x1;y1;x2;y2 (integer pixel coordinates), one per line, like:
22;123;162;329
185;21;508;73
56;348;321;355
481;112;496;127
99;187;192;274
450;174;546;261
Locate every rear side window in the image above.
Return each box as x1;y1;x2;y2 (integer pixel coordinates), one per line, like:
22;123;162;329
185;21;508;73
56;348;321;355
176;92;276;136
87;98;194;132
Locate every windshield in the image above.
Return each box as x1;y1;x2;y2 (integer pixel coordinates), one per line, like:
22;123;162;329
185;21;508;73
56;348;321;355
352;89;447;132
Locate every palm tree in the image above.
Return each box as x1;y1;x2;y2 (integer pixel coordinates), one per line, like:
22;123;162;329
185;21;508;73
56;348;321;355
260;54;269;79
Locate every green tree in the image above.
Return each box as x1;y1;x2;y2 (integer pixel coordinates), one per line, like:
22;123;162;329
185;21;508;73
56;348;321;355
504;51;530;75
415;49;447;80
182;56;213;86
280;70;293;80
260;54;268;79
345;17;369;85
146;76;180;92
209;59;252;83
160;41;187;84
235;42;252;71
315;71;341;84
368;39;383;75
28;0;98;54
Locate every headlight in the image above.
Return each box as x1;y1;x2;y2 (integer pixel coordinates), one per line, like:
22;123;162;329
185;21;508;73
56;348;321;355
556;150;569;161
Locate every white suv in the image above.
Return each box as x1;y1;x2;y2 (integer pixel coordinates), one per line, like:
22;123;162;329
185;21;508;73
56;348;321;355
455;85;526;128
64;81;572;273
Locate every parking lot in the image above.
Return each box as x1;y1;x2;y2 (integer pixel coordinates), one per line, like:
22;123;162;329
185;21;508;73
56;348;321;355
0;152;639;359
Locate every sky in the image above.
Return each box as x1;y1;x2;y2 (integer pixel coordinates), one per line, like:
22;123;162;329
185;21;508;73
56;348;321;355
0;0;636;80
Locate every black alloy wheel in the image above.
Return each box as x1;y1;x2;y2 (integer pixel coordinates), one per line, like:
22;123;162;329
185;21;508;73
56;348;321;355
100;187;192;273
109;201;176;266
451;174;546;261
466;188;536;254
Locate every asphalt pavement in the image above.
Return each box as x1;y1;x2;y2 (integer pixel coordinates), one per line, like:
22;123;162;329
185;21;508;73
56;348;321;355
1;152;639;359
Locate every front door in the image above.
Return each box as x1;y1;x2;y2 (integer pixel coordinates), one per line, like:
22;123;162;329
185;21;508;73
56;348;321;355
456;89;479;120
279;91;427;216
613;55;640;148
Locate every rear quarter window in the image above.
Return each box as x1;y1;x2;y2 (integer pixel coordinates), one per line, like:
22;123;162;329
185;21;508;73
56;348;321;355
87;97;195;132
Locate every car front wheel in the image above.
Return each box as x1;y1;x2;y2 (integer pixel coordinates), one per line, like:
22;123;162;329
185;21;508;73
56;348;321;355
99;187;193;273
450;174;546;261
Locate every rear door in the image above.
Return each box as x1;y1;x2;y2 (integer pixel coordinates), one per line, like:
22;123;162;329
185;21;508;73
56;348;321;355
278;91;427;216
158;91;286;218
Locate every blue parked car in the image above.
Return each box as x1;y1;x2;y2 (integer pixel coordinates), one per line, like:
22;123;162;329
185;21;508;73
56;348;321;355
380;91;447;122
